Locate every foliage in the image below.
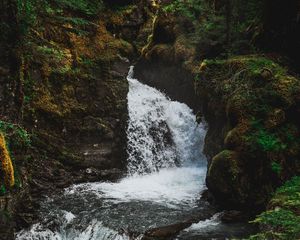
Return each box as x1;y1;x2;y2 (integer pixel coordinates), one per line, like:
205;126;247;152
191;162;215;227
162;0;264;55
0;122;30;195
163;0;208;21
54;16;92;26
228;0;264;54
17;0;37;36
54;0;104;16
0;120;31;149
16;0;104;38
271;162;282;175
0;184;6;195
245;57;287;76
272;177;300;209
245;119;286;153
249;210;300;240
37;46;65;60
256;130;286;152
248;177;300;240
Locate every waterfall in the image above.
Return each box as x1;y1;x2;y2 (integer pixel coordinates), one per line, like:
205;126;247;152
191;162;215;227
126;66;206;175
16;67;208;240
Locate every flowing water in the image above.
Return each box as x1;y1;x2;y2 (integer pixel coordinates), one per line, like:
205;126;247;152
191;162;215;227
16;67;254;240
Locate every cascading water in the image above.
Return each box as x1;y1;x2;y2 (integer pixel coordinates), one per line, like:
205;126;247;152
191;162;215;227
16;67;253;240
126;66;206;175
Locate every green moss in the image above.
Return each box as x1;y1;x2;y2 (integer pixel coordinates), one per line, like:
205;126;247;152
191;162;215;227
197;55;300;209
200;57;298;155
208;150;241;194
248;177;300;240
249;209;300;240
244;57;287;77
272;176;300;209
244;118;285;153
0;185;6;195
271;162;282;175
244;117;300;158
0;120;31;149
256;129;286;152
202;56;287;79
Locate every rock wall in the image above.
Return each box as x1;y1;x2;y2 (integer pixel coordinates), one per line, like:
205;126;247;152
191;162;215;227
0;1;154;238
136;6;300;213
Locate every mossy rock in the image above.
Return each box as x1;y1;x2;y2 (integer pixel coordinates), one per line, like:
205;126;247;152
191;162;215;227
207;150;244;207
264;108;285;129
224;127;243;150
145;44;174;62
195;55;300;202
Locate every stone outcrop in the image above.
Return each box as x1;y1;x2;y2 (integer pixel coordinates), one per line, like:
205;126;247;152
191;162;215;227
136;7;300;212
0;1;154;238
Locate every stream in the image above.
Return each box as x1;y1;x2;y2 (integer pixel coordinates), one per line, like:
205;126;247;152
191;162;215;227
16;66;254;240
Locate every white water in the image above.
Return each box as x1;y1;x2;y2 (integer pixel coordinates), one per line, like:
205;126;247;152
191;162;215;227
126;66;206;175
16;66;208;240
16;219;130;240
185;213;222;231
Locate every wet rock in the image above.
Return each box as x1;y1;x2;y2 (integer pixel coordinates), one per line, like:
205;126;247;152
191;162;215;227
224;128;242;150
220;210;249;223
143;221;193;239
152;15;176;44
265;108;285;129
200;189;215;204
206;150;242;208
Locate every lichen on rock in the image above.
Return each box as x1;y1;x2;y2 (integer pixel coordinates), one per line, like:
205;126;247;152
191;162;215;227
0;133;15;188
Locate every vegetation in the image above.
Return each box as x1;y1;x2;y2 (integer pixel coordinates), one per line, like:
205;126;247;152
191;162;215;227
162;0;263;56
163;0;208;21
1;0;300;238
0;133;15;193
248;177;300;240
246;119;286;153
16;0;105;38
0;121;30;195
0;120;31;149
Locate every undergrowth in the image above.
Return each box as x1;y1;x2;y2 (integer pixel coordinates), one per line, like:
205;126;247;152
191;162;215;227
248;177;300;240
0;120;31;149
17;0;105;37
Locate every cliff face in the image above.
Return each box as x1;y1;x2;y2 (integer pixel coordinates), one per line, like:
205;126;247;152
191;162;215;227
0;0;154;238
135;1;300;213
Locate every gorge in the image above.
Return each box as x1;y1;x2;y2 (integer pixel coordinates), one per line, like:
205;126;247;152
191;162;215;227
1;1;300;239
15;67;255;239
